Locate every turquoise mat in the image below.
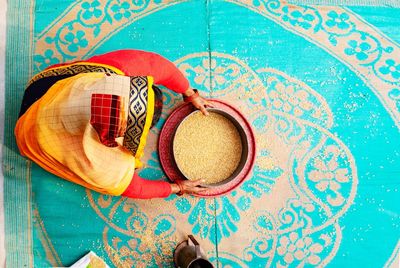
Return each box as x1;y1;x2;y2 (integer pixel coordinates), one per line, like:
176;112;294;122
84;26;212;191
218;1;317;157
4;1;400;267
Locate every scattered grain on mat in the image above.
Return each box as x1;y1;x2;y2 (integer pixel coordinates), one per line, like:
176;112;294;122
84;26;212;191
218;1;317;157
89;254;107;268
105;245;131;268
173;111;242;184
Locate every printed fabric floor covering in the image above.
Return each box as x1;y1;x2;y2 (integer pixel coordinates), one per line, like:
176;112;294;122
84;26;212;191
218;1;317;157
3;0;400;267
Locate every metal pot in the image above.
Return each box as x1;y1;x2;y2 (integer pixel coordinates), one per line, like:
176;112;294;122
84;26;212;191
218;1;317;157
172;108;249;187
173;235;214;268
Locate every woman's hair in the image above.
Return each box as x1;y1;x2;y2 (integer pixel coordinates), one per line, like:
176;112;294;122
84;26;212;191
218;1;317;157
151;85;163;128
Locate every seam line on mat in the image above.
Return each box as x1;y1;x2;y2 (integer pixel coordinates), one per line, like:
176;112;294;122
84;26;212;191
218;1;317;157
206;1;219;265
206;0;213;97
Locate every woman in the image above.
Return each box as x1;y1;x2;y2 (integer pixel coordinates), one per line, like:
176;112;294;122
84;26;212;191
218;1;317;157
15;49;211;198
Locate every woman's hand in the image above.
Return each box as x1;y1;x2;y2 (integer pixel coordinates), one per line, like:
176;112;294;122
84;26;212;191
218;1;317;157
170;179;208;195
183;88;214;115
191;96;214;116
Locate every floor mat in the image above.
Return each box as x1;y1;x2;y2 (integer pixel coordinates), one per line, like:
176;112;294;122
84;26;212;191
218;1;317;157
4;0;400;267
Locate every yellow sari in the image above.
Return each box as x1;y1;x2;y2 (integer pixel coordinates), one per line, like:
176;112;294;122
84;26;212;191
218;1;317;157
15;69;155;195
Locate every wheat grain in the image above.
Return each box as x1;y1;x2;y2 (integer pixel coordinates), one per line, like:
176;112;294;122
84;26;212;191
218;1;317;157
173;111;242;184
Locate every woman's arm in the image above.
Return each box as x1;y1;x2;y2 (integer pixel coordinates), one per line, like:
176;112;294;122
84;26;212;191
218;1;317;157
122;173;172;199
87;49;190;93
121;173;207;199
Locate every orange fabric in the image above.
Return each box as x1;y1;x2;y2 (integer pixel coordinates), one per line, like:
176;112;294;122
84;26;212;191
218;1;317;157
49;49;189;93
122;173;171;199
15;73;137;195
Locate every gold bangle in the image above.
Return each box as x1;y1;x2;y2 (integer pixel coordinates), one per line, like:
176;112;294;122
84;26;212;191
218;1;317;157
175;180;185;196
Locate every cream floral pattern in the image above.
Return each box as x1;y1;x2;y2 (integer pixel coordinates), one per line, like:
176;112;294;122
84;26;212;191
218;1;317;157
268;82;314;117
307;145;350;206
276;232;326;265
180;58;240;90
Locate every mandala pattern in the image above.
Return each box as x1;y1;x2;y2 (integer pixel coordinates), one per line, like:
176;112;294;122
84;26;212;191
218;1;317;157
172;52;357;266
27;1;399;267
